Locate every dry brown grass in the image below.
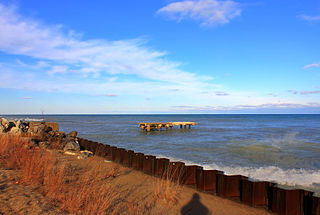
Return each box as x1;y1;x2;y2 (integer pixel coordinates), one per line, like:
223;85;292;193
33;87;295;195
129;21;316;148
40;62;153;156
0;134;31;170
0;134;56;185
153;165;182;205
0;134;119;214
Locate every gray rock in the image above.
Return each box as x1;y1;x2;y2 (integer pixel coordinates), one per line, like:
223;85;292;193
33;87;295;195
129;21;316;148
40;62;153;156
16;120;22;128
63;140;80;152
9;127;23;134
28;123;50;140
19;123;28;132
9;120;16;127
77;150;93;159
1;118;9;129
68;131;78;138
48;130;56;137
8;122;15;130
62;135;76;147
57;131;66;138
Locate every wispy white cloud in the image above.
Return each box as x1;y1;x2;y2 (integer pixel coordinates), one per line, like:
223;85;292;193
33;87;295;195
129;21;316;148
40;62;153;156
0;3;205;84
215;91;229;96
47;65;70;75
102;94;117;97
16;59;49;69
23;97;32;99
298;14;320;21
303;63;320;69
288;90;320;95
288;90;299;95
301;90;320;95
157;0;241;26
172;102;320;111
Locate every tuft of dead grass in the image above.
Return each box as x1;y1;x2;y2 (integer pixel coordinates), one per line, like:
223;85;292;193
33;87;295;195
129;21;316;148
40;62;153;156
153;165;182;205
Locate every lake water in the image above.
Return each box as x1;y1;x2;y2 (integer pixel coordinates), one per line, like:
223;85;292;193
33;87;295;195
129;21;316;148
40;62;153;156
3;114;320;194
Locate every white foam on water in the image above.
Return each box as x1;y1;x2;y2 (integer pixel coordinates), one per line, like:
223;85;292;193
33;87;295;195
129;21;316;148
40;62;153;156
203;164;320;188
156;154;320;192
16;118;44;122
0;116;44;122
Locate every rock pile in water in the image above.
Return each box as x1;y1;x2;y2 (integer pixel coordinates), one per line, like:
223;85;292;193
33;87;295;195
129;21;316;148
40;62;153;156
0;117;80;152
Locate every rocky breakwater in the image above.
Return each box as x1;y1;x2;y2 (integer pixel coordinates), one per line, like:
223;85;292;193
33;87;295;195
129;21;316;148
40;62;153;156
0;118;89;157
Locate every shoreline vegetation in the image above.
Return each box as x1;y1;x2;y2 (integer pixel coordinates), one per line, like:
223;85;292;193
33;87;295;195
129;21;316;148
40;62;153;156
0;118;273;214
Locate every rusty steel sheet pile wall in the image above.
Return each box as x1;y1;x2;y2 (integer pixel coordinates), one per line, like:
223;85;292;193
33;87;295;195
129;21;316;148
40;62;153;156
77;138;319;215
155;158;170;177
241;179;274;208
122;150;134;167
115;148;125;164
313;196;320;215
95;143;104;156
110;146;117;161
217;174;248;200
132;152;144;170
168;162;186;183
184;165;203;187
103;144;112;160
196;169;223;193
143;155;156;175
270;187;314;215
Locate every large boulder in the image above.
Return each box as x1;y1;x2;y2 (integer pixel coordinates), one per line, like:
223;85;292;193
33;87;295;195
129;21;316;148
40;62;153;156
28;123;52;140
0;118;16;132
16;120;23;128
63;140;80;152
68;131;77;138
57;131;66;138
9;120;16;127
1;118;9;130
14;120;28;132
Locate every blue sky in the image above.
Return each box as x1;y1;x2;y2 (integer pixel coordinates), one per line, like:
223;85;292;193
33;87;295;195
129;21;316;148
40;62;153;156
0;0;319;114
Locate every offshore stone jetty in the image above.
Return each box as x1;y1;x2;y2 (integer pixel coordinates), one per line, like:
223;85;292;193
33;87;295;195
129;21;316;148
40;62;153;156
139;122;198;131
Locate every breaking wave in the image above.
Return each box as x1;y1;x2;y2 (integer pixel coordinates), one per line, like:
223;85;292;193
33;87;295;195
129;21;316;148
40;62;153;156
162;155;320;194
14;117;44;122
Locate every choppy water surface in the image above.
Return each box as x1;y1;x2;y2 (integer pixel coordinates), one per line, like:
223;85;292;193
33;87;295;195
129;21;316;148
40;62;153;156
3;114;320;194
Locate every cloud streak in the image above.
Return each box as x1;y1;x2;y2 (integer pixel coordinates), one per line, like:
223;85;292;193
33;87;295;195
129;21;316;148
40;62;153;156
102;94;117;97
172;102;320;111
0;3;203;84
157;0;241;26
215;91;229;96
288;90;320;95
298;14;320;21
303;63;320;69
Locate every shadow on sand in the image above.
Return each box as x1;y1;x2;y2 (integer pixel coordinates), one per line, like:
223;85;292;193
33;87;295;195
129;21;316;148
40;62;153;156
181;193;209;215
